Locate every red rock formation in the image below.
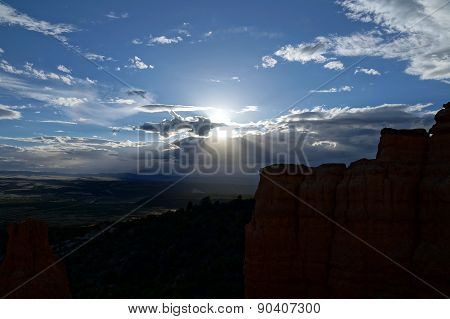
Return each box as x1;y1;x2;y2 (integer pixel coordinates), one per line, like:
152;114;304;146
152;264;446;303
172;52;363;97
416;101;450;296
0;220;71;298
245;102;450;298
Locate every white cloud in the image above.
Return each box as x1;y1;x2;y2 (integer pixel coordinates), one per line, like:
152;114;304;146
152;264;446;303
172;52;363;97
105;11;128;19
0;104;21;119
231;76;240;82
149;35;183;45
355;67;381;75
340;85;353;92
323;60;344;70
1;59;78;85
0;59;24;75
267;1;450;81
261;55;277;68
275;40;327;63
0;48;4;54
127;56;154;70
85;77;97;85
1;59;98;86
85;53;112;62
310;85;353;93
0;3;76;41
50;97;86;107
205;31;213;37
236;105;258;113
57;65;71;73
131;38;143;45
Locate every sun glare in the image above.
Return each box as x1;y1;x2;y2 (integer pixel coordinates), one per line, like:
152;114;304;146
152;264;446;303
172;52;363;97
207;108;232;124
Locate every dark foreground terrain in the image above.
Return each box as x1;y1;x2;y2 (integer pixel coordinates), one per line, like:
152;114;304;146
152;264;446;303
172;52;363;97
0;197;253;298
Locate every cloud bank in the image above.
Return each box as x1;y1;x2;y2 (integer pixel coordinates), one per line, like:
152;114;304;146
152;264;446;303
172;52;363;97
264;0;450;81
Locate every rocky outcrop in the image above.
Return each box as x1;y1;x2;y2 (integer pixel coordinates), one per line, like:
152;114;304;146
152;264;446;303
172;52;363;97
0;220;71;298
416;102;450;295
245;102;450;298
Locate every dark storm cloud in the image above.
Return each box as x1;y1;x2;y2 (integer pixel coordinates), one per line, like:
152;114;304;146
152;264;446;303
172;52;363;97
140;111;223;137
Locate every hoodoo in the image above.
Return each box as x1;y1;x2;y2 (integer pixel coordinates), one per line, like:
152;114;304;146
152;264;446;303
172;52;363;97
0;220;71;298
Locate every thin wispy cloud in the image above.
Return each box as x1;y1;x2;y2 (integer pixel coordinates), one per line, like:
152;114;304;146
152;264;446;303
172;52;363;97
105;98;136;105
1;59;73;85
105;11;129;19
39;120;78;125
0;2;76;41
1;59;94;86
236;105;258;113
138;104;213;113
208;76;241;83
85;77;97;85
51;97;86;107
310;85;353;93
85;53;113;62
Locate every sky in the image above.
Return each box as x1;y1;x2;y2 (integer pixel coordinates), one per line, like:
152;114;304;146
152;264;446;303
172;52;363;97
0;0;449;174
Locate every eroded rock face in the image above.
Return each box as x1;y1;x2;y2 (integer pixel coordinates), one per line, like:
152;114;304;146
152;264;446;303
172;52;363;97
245;102;450;298
0;220;71;298
416;101;450;295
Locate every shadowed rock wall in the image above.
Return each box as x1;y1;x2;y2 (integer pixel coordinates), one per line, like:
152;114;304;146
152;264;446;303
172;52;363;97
0;220;71;298
245;102;450;298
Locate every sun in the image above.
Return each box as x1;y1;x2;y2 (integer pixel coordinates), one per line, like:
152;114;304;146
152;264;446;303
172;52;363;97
207;108;232;124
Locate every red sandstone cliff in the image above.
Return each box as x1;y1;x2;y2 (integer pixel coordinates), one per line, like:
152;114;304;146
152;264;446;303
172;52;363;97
0;220;71;298
245;102;450;298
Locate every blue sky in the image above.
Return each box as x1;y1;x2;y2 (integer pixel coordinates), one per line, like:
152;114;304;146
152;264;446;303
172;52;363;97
0;0;449;173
